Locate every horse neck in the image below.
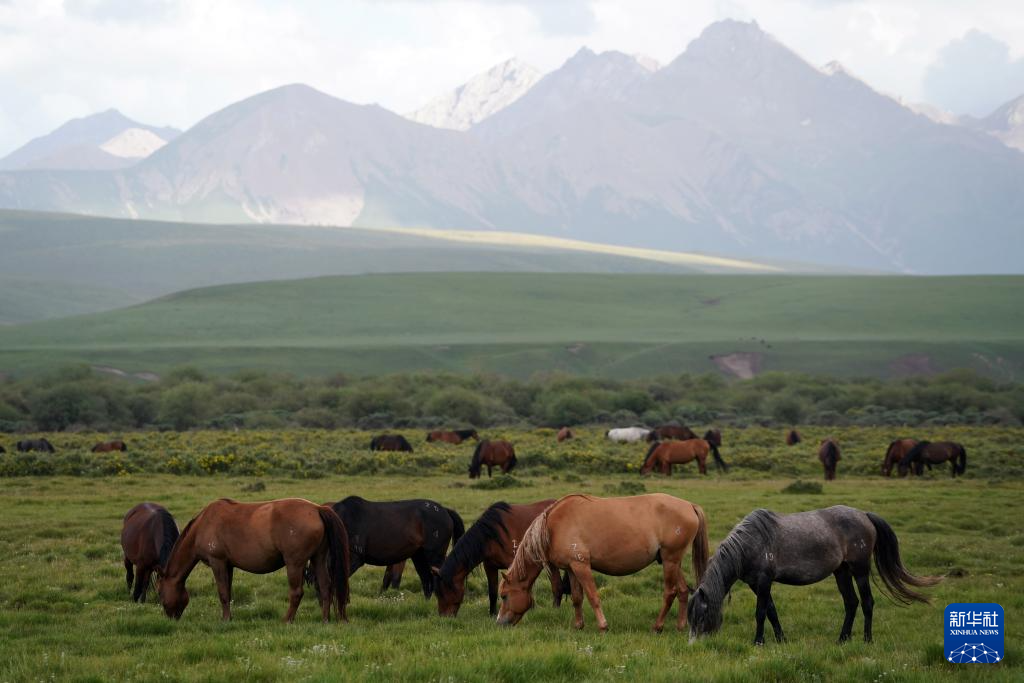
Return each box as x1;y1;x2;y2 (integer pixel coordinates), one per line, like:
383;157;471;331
703;554;738;612
163;523;199;585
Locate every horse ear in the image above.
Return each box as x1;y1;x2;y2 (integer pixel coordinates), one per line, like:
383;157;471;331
500;571;508;582
430;566;440;575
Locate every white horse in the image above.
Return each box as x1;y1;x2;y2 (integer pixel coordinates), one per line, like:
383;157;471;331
605;427;651;443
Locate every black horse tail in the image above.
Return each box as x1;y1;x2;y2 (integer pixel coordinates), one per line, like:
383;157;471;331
691;503;709;586
401;436;413;453
901;440;929;476
553;569;572;606
318;506;351;621
157;509;180;571
641;441;659;471
507;445;517;472
954;444;967;476
446;508;465;546
468;441;484;478
823;441;838;477
709;441;728;472
866;512;941;605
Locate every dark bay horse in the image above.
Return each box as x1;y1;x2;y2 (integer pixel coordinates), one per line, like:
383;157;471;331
435;499;568;616
17;438;55;453
0;445;5;453
786;430;802;446
556;427;574;443
369;434;413;452
497;494;709;632
327;496;464;599
900;441;967;477
704;428;723;448
882;438;918;476
640;436;728;476
818;439;841;481
646;425;698;442
380;562;406;592
426;429;479;444
469;440;517;478
121;503;179;602
93;440;127;453
688;506;941;645
159;498;349;622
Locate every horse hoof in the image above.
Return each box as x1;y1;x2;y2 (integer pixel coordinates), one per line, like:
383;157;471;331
652;625;664;634
753;640;765;647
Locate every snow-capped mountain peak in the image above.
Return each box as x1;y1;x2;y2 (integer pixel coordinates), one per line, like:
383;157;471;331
100;128;169;158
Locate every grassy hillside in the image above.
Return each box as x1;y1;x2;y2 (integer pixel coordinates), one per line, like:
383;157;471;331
0;273;1021;379
0;210;787;323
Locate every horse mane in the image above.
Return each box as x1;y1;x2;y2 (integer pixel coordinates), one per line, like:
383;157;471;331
508;510;551;580
157;508;181;570
900;440;930;473
703;509;780;605
455;429;477;439
468;441;484;477
438;502;511;588
641;440;660;468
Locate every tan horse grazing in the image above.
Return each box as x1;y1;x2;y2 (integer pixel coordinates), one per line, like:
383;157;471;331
882;438;918;476
159;498;350;623
556;427;574;442
93;439;127;452
468;439;516;478
497;493;709;632
640;439;728;476
819;439;841;481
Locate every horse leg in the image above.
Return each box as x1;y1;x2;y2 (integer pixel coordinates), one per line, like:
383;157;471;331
411;551;435;599
833;565;859;643
698;455;707;475
484;562;500;615
570;561;608;632
283;561;305;623
653;549;683;632
568;570;585;630
132;565;149;603
210;559;234;621
547;563;564;607
853;567;874;642
487;464;493;478
765;595;785;642
124;557;134;594
752;577;775;645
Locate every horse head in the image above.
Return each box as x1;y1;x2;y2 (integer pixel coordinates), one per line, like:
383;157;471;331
495;571;534;626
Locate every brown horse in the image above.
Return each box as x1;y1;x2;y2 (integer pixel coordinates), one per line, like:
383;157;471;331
93;439;127;453
159;498;349;623
646;425;699;442
497;494;709;632
121;503;179;602
900;441;967;477
786;429;802;445
469;440;516;478
640;438;728;475
369;434;413;452
556;427;574;443
819;439;841;481
882;438;918;476
435;499;566;617
427;429;479;444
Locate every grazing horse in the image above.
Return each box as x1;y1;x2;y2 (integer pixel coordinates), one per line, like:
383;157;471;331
899;441;967;477
556;427;574;443
326;496;464;599
818;439;841;481
426;429;479;444
497;493;709;632
646;425;699;442
120;503;179;602
435;500;568;617
468;440;517;478
369;434;413;452
786;430;802;446
158;498;349;622
688;506;940;644
17;438;55;453
640;437;728;476
0;445;5;453
92;440;128;453
882;439;918;476
605;427;651;443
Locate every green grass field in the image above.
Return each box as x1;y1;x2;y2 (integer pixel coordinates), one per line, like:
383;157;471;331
0;427;1020;681
1;273;1022;379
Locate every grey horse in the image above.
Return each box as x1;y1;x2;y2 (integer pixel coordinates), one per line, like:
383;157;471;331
687;506;941;645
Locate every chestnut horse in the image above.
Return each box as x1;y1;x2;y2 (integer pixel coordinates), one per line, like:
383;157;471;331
819;439;841;481
427;429;479;444
93;440;127;453
369;434;413;452
640;436;728;475
159;498;349;623
435;499;568;617
468;439;516;478
497;493;709;632
556;427;574;443
899;441;967;477
786;429;802;446
121;502;179;602
646;425;698;442
882;439;918;476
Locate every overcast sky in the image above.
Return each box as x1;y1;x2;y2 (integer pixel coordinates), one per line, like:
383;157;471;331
1;0;1023;156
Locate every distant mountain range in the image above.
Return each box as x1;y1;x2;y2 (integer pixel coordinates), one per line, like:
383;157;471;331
0;20;1022;274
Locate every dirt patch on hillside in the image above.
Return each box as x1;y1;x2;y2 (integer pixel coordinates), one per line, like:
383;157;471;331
710;352;762;379
888;354;935;377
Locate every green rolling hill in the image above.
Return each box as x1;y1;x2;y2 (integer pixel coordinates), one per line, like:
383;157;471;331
1;273;1021;380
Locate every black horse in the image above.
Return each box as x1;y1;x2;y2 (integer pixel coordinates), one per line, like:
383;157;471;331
369;434;414;452
688;506;940;645
0;445;5;453
899;441;966;477
17;438;55;453
323;496;465;598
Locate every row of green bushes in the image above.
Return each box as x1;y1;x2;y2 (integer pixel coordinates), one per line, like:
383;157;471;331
0;365;1021;433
